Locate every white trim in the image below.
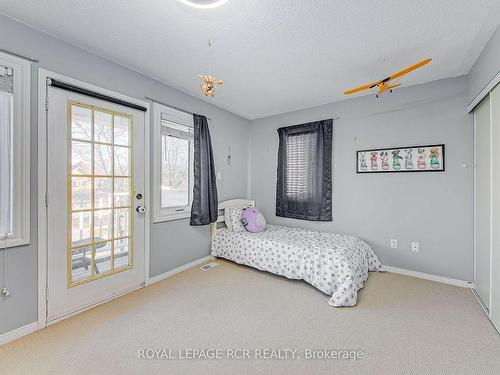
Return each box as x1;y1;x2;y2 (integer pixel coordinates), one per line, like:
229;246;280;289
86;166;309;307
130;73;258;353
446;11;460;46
467;69;500;112
473;96;493;316
384;265;473;288
489;92;494;318
472;95;494;315
472;289;500;335
144;100;151;284
37;69;47;329
0;322;38;346
0;51;30;248
155;211;191;222
37;68;151;329
146;255;212;286
473;108;477;295
472;288;490;316
490;84;500;329
152;102;194;223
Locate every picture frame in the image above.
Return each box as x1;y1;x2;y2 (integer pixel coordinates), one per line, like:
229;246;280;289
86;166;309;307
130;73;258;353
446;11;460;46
356;144;445;173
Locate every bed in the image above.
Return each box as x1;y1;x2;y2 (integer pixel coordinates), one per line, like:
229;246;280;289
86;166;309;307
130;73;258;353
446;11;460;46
211;199;384;307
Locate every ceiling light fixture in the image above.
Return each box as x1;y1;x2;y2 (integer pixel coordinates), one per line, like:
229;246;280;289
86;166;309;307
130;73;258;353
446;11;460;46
178;0;229;9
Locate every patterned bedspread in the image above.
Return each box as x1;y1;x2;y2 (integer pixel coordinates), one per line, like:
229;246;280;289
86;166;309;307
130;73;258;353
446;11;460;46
211;225;383;306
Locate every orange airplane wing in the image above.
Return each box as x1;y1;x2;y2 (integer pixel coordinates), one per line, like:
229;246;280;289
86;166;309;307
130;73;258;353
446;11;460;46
386;58;432;81
343;80;381;95
343;58;431;95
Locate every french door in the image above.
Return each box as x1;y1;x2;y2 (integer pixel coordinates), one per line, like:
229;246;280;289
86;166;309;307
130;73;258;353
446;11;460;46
46;84;146;321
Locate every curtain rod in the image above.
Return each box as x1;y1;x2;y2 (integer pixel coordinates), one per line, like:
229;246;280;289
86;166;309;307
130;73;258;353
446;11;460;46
145;96;212;121
49;78;147;111
0;48;39;63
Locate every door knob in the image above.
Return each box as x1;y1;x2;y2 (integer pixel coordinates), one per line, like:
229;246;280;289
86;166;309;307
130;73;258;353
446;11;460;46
136;206;146;214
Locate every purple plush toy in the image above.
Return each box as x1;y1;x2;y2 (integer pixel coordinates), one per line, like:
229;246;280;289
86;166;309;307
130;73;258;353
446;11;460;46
241;207;267;233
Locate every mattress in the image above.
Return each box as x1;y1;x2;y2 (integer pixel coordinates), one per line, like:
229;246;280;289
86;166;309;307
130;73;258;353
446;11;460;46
211;224;383;306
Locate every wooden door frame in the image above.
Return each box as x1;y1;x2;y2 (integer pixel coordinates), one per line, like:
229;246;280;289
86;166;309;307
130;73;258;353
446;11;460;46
37;69;151;328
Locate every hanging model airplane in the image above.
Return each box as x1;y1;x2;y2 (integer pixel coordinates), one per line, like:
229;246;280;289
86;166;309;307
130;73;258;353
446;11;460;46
344;58;432;98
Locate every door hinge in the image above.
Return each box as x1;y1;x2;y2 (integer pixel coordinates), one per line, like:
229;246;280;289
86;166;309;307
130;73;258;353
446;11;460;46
45;286;49;302
45;95;49;111
45;191;49;207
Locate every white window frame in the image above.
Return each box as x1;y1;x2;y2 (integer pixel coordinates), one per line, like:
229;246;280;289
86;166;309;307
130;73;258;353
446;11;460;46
152;103;194;222
0;52;30;248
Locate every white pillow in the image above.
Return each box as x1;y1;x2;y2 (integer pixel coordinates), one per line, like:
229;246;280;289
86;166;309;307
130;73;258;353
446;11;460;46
225;207;246;232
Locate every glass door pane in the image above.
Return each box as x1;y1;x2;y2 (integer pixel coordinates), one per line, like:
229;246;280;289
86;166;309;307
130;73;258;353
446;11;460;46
68;102;133;287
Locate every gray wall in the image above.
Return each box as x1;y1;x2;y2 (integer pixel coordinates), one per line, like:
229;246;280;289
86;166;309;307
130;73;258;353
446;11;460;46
0;15;250;335
468;25;500;105
249;76;474;281
1;13;496;337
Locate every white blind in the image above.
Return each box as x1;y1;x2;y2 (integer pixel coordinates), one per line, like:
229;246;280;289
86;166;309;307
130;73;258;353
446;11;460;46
161;115;194;139
161;119;194;135
285;131;315;200
0;89;13;234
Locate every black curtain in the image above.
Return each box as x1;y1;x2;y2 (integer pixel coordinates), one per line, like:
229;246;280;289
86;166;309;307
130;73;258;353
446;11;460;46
276;119;333;221
190;114;219;225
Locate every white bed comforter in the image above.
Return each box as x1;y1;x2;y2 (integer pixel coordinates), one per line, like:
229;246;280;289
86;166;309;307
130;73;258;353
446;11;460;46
211;225;383;307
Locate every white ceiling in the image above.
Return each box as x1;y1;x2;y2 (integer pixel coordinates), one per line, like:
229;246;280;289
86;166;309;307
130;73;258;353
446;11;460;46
1;0;499;119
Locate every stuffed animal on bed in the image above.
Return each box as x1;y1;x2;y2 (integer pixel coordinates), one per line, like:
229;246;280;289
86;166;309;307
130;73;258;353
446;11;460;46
241;207;267;233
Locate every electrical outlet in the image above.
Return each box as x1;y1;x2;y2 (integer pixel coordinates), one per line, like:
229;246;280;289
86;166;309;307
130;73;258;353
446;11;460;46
411;242;419;252
216;172;222;181
390;239;398;249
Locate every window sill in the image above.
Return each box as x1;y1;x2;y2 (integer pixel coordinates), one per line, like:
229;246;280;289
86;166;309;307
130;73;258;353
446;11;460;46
0;234;30;249
153;211;191;223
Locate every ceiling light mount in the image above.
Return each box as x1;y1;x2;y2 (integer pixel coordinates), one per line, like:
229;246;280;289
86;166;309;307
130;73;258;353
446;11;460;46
178;0;229;9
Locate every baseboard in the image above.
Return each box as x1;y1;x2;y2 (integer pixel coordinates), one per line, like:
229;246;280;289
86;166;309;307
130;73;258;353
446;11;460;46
146;255;212;286
471;289;500;336
471;288;490;316
384;265;473;288
0;321;38;346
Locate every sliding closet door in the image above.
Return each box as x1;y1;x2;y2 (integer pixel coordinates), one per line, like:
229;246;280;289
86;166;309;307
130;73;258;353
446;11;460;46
491;84;500;330
475;95;491;310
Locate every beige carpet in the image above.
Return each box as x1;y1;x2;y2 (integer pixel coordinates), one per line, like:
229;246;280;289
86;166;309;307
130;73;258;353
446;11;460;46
0;260;499;375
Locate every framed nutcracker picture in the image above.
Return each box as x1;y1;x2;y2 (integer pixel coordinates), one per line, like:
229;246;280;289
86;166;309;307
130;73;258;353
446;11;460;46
356;144;445;173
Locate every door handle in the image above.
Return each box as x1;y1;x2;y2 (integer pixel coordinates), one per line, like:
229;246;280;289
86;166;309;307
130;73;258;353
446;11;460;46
136;206;146;214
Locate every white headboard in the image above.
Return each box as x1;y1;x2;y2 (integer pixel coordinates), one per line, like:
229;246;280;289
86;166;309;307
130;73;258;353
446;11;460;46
211;199;255;240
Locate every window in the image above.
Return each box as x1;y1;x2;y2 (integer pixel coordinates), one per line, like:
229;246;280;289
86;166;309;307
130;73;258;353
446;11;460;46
68;103;133;286
285;131;316;201
153;104;194;222
276;119;333;221
0;52;30;247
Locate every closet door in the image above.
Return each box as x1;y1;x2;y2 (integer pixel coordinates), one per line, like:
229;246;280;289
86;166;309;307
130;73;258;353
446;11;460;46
491;83;500;330
475;95;491;310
